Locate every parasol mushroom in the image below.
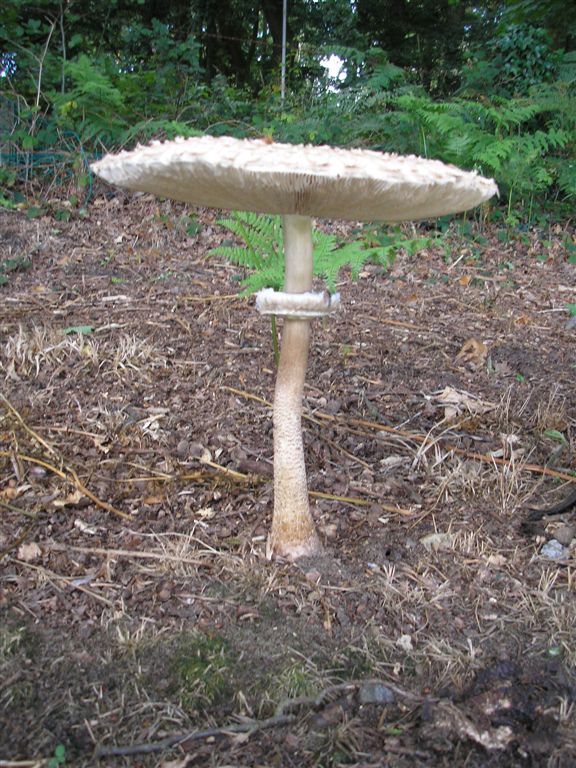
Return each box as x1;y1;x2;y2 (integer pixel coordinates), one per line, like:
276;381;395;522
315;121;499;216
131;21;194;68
92;136;497;560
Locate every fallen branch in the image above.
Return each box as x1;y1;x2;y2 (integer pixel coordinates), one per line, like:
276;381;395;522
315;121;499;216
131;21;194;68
108;463;404;513
95;713;296;758
95;678;424;759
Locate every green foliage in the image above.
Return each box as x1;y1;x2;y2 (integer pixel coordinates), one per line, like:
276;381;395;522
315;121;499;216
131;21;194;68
52;56;127;144
210;211;406;295
0;256;32;286
461;25;561;97
1;0;574;221
0;167;18;209
168;633;232;714
122;120;201;145
48;744;66;768
211;212;283;290
63;325;94;335
391;92;576;209
210;211;424;366
116;20;205;122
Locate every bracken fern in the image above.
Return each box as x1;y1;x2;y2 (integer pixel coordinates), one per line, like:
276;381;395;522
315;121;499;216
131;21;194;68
210;211;402;295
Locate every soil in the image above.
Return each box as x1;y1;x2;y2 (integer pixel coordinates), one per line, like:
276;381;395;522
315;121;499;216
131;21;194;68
1;193;575;768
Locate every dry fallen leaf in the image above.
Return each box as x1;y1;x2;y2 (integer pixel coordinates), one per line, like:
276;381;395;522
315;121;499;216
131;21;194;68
433;386;496;421
53;489;84;508
486;554;507;567
195;506;216;520
455;338;488;369
17;542;42;562
1;483;22;501
420;531;455;552
143;495;165;505
396;634;414;651
74;518;100;535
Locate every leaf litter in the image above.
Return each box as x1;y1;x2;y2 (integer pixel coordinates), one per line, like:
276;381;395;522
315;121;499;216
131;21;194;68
0;197;575;767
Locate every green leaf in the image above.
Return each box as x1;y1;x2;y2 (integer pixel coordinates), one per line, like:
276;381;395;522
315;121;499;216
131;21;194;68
63;325;94;335
543;430;567;444
48;743;66;767
566;303;576;317
21;135;36;150
26;206;44;219
1;257;31;274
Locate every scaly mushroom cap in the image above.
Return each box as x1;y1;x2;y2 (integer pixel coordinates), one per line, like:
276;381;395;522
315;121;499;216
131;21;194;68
92;136;497;221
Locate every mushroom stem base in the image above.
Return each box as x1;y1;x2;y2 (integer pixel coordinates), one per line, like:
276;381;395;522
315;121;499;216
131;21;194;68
268;318;321;561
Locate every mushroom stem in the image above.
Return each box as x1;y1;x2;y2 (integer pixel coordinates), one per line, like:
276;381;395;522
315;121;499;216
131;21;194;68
268;214;322;560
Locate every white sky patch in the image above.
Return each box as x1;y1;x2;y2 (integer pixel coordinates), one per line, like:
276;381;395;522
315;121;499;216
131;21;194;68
320;53;346;81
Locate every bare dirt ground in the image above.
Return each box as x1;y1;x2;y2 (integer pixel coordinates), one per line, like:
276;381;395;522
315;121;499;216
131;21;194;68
1;193;575;767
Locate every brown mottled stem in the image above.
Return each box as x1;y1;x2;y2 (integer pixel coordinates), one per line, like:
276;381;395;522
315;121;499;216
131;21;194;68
268;215;321;560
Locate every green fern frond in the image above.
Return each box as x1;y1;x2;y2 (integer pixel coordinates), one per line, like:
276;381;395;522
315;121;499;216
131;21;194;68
558;165;576;199
471;136;518;172
210;212;407;296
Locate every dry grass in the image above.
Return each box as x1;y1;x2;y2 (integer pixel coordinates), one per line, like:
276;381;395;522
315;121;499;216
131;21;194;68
1;324;163;379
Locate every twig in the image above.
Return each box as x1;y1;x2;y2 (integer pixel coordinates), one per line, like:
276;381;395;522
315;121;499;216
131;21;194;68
276;682;357;716
1;394;59;456
223;385;271;407
181;293;240;303
11;559;116;607
223;386;576;482
0;451;132;522
309;490;412;516
200;458;252;481
95;713;296;758
47;541;213;565
67;466;133;521
2;395;133;520
0;498;37;519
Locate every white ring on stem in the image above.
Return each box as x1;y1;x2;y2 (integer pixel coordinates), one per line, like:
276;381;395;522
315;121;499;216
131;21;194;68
255;288;341;319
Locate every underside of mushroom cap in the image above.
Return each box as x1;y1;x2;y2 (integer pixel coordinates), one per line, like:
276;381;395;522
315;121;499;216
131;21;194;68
92;135;498;222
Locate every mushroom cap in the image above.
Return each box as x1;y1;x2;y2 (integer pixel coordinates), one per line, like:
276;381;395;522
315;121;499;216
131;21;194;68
92;135;497;222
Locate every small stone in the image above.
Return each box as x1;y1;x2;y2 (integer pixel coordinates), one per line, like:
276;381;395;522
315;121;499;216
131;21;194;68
188;442;206;458
176;439;189;458
541;539;568;559
553;525;575;547
396;634;413;652
358;681;395;706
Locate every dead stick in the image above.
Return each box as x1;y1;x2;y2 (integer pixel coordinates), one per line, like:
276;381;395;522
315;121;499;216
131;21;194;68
95;714;296;758
12;559;115;607
0;451;132;521
223;387;576;483
47;542;225;566
0;394;58;456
